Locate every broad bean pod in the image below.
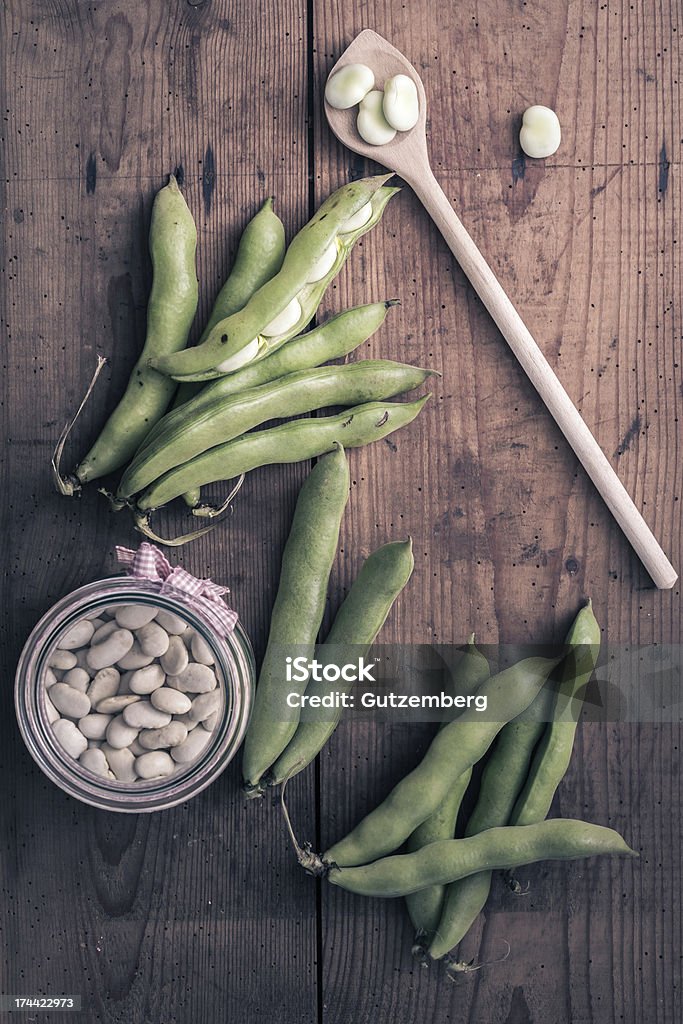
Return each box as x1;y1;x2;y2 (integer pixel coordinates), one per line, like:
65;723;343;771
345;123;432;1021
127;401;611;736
137;302;396;458
119;360;433;498
150;176;396;380
323;655;560;868
267;539;415;788
326;820;636;897
242;446;350;793
60;176;198;491
510;601;601;826
405;638;490;945
134;395;430;513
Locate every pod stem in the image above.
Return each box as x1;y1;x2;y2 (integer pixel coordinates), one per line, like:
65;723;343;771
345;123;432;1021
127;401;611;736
133;510;216;547
192;474;246;519
51;355;108;496
242;779;266;800
411;930;432;967
97;488;129;512
504;871;530;895
280;765;327;877
444;940;511;981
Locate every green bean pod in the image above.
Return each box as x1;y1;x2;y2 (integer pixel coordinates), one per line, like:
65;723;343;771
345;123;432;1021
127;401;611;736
173;196;286;410
241;446;350;793
137;301;397;458
326;820;636;897
68;176;198;486
119;361;433;498
510;601;601;826
150;175;396;380
267;539;415;787
135;395;430;513
322;655;560;868
405;639;490;945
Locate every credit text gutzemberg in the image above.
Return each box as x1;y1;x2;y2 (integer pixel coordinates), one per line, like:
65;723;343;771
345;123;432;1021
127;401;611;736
284;656;488;714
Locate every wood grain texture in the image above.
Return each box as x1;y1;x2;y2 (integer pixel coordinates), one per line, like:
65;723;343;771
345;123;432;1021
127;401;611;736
313;1;681;1022
0;0;681;1022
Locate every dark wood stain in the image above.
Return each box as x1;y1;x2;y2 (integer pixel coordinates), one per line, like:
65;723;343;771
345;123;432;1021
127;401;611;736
202;143;216;215
658;140;670;194
614;413;642;457
85;151;97;194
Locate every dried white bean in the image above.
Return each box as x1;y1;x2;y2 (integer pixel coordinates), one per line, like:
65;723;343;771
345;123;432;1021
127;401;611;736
174;663;217;693
129;663;165;695
160;635;189;676
52;719;88;759
90;620;120;645
171;727;212;764
128;737;146;757
189;690;222;724
73;648;95;676
325;63;374;109
154;609;188;634
116;641;155;670
87;667;121;705
44;692;60;725
79;747;113;778
114;604;159;629
87;629;134;670
63;667;91;693
48;649;78;671
174;712;200;732
138;722;188;750
43;667;58;689
106;715;140;749
50;683;91;719
87;739;103;749
87;617;105;631
262;296;302;338
519;105;561;159
136;621;170;658
59;619;95;650
96;694;141;714
122;702;172;730
151;687;192;715
102;744;137;782
118;670;135;694
77;713;113;740
204;710;219;732
382;74;419;132
135;750;175;779
191;633;215;666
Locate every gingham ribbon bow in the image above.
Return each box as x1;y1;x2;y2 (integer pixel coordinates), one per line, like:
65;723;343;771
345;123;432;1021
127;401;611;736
115;542;238;637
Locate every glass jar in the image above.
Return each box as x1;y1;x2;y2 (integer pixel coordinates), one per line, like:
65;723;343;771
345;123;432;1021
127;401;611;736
15;576;254;813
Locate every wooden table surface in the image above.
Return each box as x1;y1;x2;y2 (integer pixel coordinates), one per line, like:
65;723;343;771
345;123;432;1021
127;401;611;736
1;1;681;1022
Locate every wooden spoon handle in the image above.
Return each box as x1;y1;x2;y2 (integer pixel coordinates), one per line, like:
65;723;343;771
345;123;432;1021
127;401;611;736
408;164;677;589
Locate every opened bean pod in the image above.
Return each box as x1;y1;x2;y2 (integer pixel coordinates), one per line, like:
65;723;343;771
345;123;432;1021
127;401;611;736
150;175;396;381
242;446;350;795
119;361;433;499
268;539;415;788
55;176;198;494
326;820;636;897
134;395;430;518
322;655;560;868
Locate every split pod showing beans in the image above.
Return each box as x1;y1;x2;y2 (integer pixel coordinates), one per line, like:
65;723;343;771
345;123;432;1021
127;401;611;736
242;447;350;794
149;176;397;381
118;360;435;499
54;175;198;495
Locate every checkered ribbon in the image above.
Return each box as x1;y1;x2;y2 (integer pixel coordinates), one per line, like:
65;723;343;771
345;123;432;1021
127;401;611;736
115;542;238;637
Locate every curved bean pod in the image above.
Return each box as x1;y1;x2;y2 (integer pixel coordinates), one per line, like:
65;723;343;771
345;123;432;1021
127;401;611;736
119;361;433;498
268;539;415;787
72;176;198;484
150;175;395;380
242;447;350;793
405;638;490;944
135;395;430;513
173;196;286;411
327;820;636;897
322;655;560;868
510;601;601;826
136;302;397;457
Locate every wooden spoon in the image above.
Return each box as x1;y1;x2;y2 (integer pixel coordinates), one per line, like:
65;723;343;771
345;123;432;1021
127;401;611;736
324;29;677;589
